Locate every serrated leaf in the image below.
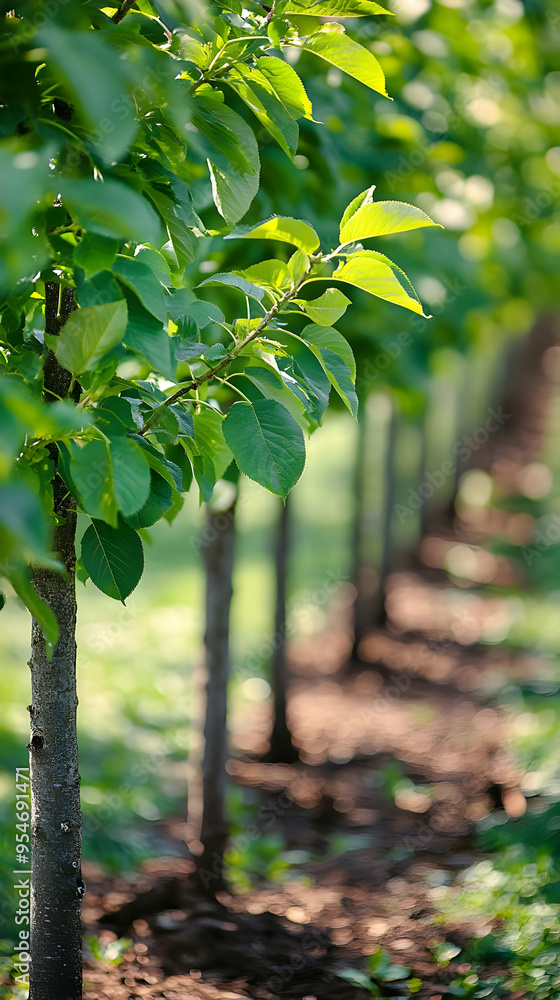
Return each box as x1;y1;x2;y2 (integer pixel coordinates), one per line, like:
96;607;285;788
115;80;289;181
301;323;356;376
112;255;168;322
131;436;184;490
197;272;266;301
241;364;308;427
109;438;151;518
340;185;376;231
123;294;176;380
59;177;162;244
193;408;233;481
236;259;290;293
55;300;128;376
302;24;388;97
329;250;428;316
227;65;299;158
74;233;119;277
38;24;138;164
257;56;313;121
81;519;144;602
339;200;441;244
69;440;118;526
192;94;260;225
285;0;391;14
223;399;305;500
299;323;357;416
124;471;173;528
297;288;351;325
226;215;320;254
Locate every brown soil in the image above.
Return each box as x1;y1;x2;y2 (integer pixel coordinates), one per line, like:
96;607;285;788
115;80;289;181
76;588;542;1000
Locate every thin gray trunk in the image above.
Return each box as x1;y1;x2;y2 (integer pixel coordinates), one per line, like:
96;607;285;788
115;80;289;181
198;498;236;887
29;283;83;1000
268;495;298;763
351;398;368;659
418;412;430;539
374;401;399;628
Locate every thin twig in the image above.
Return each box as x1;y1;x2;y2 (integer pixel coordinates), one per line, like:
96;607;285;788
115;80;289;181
112;0;136;24
139;258;317;436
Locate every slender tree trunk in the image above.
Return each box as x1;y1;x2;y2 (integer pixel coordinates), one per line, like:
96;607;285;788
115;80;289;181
374;400;399;628
351;396;368;660
418;411;430;540
28;284;83;1000
197;497;236;888
268;495;298;764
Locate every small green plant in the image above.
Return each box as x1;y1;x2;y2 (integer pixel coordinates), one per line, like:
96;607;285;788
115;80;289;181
83;934;131;967
338;946;413;996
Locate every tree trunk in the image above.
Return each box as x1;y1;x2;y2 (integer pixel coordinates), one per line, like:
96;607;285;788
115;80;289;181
197;497;236;889
374;400;399;628
29;283;83;1000
268;495;298;764
351;396;368;660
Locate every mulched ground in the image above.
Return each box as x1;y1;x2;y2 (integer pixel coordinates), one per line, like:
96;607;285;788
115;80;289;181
76;580;543;1000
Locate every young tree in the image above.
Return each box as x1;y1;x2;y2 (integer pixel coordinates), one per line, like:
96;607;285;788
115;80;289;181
1;1;438;993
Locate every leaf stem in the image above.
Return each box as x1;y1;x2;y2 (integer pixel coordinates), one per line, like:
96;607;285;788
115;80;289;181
139;257;317;436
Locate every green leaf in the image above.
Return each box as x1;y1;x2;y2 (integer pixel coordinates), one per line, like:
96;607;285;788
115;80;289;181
256;56;314;121
125;471;174;528
340;185;376;231
131;436;184;491
285;0;391;14
290;350;331;424
339;200;441;244
301;323;356;376
74;233;119;277
81;519;144;602
69;440;118;525
297;288;351;325
148;188;197;270
38;25;137;164
235;259;290;293
109;438;151;518
227;65;299;158
59;177;162;245
123;295;176;380
380;965;411;981
192;94;260;225
193;408;233;481
226;216;320;254
329;250;428;316
9;567;59;656
55;300;128;376
240;364;308;427
302;24;388;97
299;323;357;416
223;399;305;500
112;255;168;322
337;969;376;991
0;483;50;560
197;272;266;302
94;397;137;437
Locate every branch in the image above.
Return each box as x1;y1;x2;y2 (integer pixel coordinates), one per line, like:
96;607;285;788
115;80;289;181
112;0;136;24
139;258;317;437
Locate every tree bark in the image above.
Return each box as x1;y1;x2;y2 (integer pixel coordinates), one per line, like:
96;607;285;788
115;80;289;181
28;283;83;1000
197;498;236;888
268;495;298;764
351;396;368;660
374;400;399;628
